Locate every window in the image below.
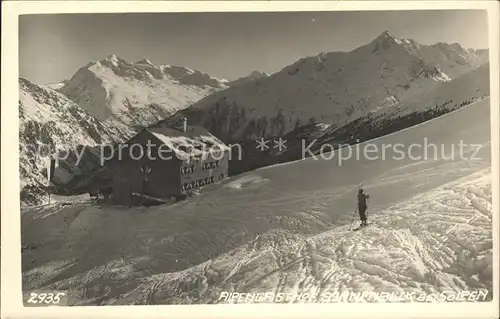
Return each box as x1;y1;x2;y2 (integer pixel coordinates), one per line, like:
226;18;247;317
219;173;225;180
181;165;196;174
202;161;220;170
204;140;214;148
212;150;222;158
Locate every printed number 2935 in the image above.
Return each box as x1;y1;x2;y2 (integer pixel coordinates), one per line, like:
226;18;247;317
27;292;66;305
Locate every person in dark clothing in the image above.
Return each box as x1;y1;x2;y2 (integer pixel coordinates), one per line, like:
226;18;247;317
357;188;370;226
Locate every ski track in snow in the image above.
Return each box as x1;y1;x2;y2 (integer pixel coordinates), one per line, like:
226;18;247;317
21;101;492;305
21;167;492;305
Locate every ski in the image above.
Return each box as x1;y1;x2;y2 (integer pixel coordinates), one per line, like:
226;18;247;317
352;224;368;231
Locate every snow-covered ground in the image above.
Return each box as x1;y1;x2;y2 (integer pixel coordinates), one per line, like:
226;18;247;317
21;99;492;305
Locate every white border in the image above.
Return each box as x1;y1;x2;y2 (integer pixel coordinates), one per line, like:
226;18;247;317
2;2;499;319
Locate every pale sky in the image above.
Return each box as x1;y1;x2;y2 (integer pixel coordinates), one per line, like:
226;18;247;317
19;10;489;85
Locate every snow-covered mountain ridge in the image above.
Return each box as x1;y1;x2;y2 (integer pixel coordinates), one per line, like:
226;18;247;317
228;70;270;87
18;77;126;206
58;54;229;132
180;31;489;141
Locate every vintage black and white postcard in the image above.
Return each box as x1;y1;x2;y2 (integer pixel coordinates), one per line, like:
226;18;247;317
1;1;499;319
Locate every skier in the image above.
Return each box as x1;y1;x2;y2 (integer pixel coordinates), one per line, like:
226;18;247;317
357;188;370;227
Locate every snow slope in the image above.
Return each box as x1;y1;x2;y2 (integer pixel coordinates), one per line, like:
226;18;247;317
379;62;490;119
112;169;492;304
21;98;492;305
228;70;270;87
416;41;488;79
18;77;123;205
59;55;228;133
46;80;68;90
181;31;488;141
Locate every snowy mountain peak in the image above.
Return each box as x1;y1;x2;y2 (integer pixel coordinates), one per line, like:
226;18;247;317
58;55;228;128
369;31;423;53
378;30;397;40
367;31;409;54
183;33;489;141
135;58;155;66
228;70;270;86
46;79;69;91
451;42;466;51
372;30;402;45
433;41;466;53
249;70;269;78
103;54;122;66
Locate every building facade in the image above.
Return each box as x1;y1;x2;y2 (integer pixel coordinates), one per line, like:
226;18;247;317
110;118;229;205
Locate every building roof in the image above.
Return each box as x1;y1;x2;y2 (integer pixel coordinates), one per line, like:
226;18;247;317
104;117;230;164
144;119;230;161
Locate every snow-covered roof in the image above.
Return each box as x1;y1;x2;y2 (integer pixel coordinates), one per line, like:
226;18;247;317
144;121;230;161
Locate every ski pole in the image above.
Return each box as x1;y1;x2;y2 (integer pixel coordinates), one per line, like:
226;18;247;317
349;205;358;230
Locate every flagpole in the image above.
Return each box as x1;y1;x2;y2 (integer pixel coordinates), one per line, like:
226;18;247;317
47;156;56;205
47;158;51;205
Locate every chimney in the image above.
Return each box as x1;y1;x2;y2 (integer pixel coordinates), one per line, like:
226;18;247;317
182;117;187;133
